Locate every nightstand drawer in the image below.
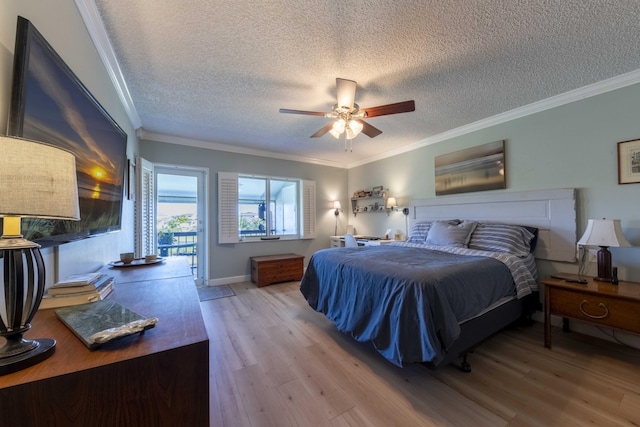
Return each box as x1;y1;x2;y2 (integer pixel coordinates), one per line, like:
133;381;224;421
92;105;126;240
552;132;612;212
549;288;640;333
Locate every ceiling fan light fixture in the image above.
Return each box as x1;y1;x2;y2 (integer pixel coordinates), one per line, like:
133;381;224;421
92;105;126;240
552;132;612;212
279;78;415;149
348;119;363;135
346;128;356;140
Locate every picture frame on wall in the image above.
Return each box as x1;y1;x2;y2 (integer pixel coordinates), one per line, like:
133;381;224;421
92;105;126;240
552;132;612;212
434;140;506;196
617;138;640;184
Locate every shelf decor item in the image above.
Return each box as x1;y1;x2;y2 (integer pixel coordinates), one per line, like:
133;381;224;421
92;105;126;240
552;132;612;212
0;136;80;375
617;138;640;184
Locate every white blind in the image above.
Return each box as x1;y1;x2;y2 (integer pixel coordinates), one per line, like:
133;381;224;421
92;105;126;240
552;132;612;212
218;172;239;244
301;179;316;239
135;157;155;258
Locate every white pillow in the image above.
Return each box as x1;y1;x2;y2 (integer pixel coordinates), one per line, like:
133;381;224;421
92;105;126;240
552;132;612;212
425;220;478;247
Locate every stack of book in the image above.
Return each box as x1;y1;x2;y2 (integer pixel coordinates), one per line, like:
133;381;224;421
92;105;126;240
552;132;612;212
39;272;115;309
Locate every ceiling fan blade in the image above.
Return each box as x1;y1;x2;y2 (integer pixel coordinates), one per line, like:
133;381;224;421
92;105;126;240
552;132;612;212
279;108;326;116
311;122;335;138
357;120;383;138
336;78;357;110
362;100;415;118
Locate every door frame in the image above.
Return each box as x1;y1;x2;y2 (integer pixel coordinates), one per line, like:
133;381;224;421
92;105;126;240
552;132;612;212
154;164;209;286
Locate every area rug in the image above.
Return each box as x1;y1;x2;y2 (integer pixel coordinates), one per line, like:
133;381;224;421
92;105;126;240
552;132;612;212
198;284;235;302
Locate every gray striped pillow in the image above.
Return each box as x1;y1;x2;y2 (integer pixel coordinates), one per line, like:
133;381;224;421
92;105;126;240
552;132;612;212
408;221;432;243
468;223;535;256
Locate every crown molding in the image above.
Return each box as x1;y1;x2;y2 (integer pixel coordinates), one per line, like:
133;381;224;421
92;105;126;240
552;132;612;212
74;0;141;129
346;69;640;168
136;129;349;169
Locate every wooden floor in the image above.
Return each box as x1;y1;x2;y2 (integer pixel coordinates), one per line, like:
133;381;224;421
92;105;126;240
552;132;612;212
200;281;640;426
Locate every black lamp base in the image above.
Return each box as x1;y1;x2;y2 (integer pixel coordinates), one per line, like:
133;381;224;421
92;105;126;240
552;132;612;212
0;338;56;375
0;245;54;376
594;246;613;282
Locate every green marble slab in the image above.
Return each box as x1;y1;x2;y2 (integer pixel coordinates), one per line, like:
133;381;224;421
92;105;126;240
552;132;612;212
55;300;157;349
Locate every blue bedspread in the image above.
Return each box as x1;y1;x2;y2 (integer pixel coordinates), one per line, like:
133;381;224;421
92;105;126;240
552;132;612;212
299;245;517;367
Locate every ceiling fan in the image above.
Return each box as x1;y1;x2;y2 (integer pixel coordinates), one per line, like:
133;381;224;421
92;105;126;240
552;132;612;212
279;78;415;151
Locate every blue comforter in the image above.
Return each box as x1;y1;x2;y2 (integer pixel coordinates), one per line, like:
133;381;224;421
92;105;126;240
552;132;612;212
299;245;517;366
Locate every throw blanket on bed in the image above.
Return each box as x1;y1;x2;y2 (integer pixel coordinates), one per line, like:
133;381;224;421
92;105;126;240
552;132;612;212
300;245;537;367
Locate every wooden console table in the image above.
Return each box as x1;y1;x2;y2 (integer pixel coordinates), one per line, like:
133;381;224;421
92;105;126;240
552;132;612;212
0;257;209;426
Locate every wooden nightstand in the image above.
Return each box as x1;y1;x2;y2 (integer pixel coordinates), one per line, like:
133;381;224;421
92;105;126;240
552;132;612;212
541;274;640;348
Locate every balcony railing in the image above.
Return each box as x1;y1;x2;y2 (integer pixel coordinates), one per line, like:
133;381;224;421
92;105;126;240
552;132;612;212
158;231;197;276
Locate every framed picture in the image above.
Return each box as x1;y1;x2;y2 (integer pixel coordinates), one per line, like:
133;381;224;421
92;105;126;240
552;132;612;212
127;159;136;200
617;138;640;184
372;185;383;197
435;140;506;195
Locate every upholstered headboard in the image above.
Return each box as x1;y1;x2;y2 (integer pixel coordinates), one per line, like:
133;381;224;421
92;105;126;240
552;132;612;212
409;188;577;261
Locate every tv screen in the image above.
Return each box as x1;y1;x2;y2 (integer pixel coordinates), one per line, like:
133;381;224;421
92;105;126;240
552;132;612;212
6;16;127;248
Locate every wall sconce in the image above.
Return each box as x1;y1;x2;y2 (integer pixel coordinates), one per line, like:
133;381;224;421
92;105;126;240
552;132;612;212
333;201;342;235
577;218;630;282
386;197;397;216
0;136;80;375
402;207;410;237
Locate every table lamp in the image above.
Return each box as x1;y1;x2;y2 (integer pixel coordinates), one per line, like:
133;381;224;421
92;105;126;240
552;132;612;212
577;219;630;282
0;136;79;375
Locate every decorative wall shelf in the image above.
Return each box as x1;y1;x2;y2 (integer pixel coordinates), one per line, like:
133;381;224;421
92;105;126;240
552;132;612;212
351;188;389;216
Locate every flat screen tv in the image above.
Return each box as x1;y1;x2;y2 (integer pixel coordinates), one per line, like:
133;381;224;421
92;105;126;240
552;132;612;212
6;16;127;248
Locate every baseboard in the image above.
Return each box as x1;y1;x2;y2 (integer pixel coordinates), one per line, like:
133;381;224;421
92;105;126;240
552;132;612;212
207;275;250;286
207;267;307;287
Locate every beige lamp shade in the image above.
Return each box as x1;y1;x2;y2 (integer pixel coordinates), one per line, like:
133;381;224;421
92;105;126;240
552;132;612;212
577;219;631;248
0;136;80;222
386;197;397;209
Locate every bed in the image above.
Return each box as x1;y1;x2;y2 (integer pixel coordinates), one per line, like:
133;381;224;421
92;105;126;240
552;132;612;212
300;188;577;371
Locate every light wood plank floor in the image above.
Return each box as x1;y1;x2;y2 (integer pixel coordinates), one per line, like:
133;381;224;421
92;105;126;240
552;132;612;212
200;281;640;426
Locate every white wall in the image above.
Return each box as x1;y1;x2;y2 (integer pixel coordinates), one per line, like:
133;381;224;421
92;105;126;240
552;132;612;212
1;1;137;284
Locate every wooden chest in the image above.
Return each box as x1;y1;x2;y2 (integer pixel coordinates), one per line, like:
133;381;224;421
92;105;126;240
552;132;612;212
250;253;304;287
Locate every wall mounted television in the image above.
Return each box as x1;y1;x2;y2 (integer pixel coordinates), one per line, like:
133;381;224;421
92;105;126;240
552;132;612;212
6;16;127;248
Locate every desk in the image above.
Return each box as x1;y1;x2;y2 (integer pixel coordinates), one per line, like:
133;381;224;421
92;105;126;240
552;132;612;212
329;236;398;247
0;257;209;426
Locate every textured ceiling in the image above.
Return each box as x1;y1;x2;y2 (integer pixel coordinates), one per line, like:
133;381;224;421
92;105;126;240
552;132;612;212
89;0;640;167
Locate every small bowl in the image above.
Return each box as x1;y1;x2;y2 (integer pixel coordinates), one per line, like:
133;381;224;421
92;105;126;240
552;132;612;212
120;252;134;264
144;254;158;263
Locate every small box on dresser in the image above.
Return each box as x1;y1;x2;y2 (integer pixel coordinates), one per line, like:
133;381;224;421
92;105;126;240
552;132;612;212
250;253;304;287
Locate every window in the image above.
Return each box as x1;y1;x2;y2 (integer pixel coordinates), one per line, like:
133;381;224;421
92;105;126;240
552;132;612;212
218;172;315;243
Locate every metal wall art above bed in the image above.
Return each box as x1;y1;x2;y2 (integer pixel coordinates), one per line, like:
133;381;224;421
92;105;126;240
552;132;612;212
435;140;505;196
